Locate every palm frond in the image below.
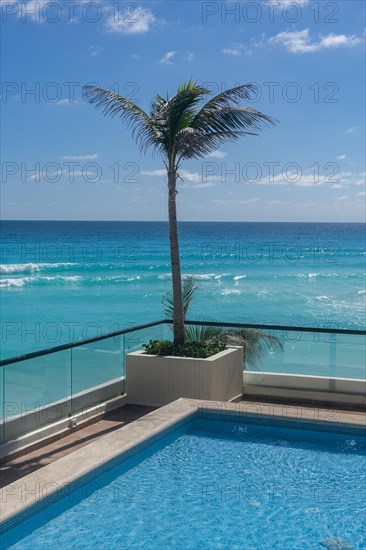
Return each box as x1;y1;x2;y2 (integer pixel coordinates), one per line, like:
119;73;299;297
184;323;223;343
183;322;283;366
193;84;260;118
192;84;277;138
224;328;283;365
82;86;161;154
156;85;209;148
175;128;257;161
163;276;197;320
194;105;276;135
150;94;168;117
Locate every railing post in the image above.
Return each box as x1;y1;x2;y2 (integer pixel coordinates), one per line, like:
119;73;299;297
68;348;74;428
329;332;337;385
121;334;126;395
1;367;5;446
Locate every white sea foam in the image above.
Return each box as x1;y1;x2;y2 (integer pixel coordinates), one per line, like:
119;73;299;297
0;277;31;287
233;275;247;281
188;273;216;280
0;263;75;274
0;276;81;288
42;276;81;283
159;273;220;281
315;295;331;302
221;289;241;296
158;273;171;280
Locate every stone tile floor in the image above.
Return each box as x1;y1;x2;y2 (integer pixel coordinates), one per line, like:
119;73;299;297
0;405;155;488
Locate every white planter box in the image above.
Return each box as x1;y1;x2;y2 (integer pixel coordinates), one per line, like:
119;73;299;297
126;346;244;406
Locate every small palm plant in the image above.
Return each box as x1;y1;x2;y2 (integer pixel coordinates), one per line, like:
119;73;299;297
162;277;282;366
83;81;276;346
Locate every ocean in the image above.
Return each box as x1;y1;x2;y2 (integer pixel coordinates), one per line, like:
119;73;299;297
0;220;365;360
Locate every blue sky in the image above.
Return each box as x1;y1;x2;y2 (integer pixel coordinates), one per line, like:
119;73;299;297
1;0;365;222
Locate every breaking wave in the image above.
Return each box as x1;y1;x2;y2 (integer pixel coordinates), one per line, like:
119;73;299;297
0;276;81;288
0;263;75;274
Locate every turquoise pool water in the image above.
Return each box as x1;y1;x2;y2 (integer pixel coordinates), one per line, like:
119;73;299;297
2;417;366;549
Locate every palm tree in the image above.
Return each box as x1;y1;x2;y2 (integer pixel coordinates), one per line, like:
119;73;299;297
83;81;276;345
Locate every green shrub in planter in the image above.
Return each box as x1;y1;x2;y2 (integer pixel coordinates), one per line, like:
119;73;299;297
143;339;226;359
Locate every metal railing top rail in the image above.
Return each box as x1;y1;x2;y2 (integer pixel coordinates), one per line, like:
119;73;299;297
184;320;366;335
1;318;365;368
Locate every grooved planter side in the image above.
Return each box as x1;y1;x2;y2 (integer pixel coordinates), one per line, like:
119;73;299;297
126;346;244;406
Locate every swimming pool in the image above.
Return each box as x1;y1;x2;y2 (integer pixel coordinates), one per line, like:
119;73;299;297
2;406;365;550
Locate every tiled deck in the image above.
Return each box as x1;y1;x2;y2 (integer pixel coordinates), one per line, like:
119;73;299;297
1;398;364;490
0;404;155;489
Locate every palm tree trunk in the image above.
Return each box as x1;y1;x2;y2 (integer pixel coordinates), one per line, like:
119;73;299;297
167;168;185;345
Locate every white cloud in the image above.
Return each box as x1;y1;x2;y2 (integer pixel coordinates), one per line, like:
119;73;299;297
183;181;216;189
355;172;366;186
266;0;309;7
89;45;102;57
141;169;166;177
334;195;349;201
141;168;220;188
320;34;360;48
159;50;176;64
222;43;245;56
267;200;292;206
180;169;220;188
141;168;365;191
179;170;204;183
62;154;98;160
356;191;366;197
337;154;347;160
16;0;49;22
27;165;103;182
248;170;358;188
106;7;155;34
53;99;78;106
186;52;195;62
269;29;362;53
346;126;358;134
206;151;227;159
212;199;232;207
240;198;258;204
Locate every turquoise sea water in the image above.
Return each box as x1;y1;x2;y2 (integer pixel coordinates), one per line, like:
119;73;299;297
3;417;366;549
0;221;365;359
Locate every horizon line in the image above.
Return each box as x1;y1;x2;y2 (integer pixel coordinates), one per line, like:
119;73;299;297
1;219;365;224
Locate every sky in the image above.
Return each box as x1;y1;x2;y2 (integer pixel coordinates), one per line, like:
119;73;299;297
1;0;365;222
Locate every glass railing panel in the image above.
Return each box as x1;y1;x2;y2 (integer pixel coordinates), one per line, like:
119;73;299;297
331;333;366;380
248;329;330;376
124;323;170;357
182;323;365;380
2;349;71;425
71;335;124;398
242;329;365;380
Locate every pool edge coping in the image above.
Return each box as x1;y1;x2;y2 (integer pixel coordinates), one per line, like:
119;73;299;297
1;398;365;530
